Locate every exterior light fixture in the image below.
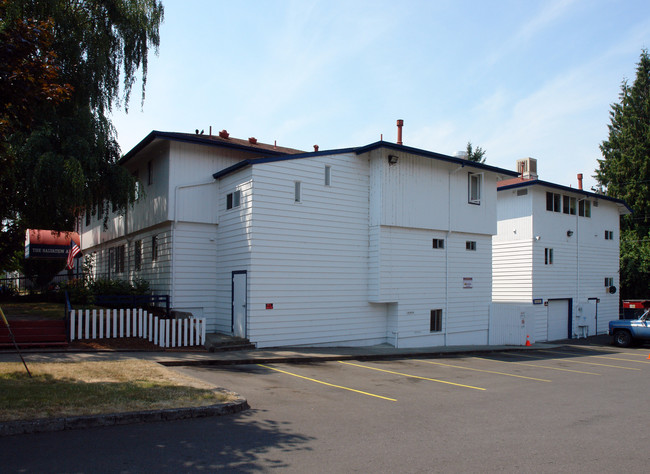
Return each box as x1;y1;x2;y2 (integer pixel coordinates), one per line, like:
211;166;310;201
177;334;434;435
567;230;574;237
388;155;399;165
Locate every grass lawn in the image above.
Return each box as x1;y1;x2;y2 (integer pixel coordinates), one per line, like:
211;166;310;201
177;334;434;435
1;302;67;320
0;360;234;422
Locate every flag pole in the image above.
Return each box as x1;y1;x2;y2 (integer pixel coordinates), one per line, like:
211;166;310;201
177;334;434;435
0;307;32;378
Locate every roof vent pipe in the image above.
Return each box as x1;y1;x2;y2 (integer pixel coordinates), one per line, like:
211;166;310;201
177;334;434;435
314;144;319;152
396;119;404;145
577;173;583;190
219;129;229;139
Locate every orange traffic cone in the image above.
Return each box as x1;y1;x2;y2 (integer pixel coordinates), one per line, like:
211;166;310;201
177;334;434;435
525;335;531;347
647;353;650;360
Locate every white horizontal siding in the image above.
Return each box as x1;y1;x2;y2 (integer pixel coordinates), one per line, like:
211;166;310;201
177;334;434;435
171;222;218;330
247;153;389;347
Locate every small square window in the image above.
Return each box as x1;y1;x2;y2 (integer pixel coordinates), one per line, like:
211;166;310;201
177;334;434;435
605;230;614;240
604;277;614;287
226;190;241;210
432;239;445;249
430;309;442;332
545;247;554;265
466;241;477;251
325;166;331;186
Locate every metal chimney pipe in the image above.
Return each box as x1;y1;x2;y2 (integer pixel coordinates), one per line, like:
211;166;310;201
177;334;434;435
577;173;583;190
396;119;404;145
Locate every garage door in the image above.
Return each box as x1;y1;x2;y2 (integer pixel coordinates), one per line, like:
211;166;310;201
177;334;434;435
547;299;570;341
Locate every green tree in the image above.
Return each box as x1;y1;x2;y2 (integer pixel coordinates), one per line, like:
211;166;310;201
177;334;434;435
0;0;164;271
466;141;486;163
596;49;650;298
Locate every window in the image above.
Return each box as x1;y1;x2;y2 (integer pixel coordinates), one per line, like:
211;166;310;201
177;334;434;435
147;160;153;185
134;240;142;271
226;190;241;210
133;171;141;201
604;277;614;287
562;195;577;215
294;181;301;203
432;238;445;249
545;248;554;265
85;209;91;226
430;309;442;332
112;245;125;273
605;230;614;240
152;235;158;262
468;173;482;204
546;191;563;212
466;241;477;251
578;200;591;217
324;165;331;186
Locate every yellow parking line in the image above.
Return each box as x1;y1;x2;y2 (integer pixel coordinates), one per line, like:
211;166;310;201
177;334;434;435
518;351;640;371
472;356;600;375
417;359;551;382
544;349;650;364
257;364;396;402
339;361;486;391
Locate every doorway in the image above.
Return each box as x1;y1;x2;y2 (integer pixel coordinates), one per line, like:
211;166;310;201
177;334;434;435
231;271;247;338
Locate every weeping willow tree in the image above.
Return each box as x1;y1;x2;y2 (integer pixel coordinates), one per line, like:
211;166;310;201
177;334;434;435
0;0;164;270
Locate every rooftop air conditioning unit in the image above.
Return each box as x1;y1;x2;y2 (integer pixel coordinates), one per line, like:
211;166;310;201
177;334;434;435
516;157;538;179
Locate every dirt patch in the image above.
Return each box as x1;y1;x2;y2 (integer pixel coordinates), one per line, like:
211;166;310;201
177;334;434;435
68;337;207;352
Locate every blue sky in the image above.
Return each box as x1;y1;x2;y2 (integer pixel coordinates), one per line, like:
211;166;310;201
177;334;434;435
111;0;650;191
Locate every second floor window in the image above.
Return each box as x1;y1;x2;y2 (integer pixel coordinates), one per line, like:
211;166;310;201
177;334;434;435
468;173;482;204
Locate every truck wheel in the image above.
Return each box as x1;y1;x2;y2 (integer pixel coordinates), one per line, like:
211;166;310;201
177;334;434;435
613;330;632;347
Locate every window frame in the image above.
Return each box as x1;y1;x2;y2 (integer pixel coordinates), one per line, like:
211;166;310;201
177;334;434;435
468;172;482;205
152;235;158;262
466;241;477;251
226;190;241;210
134;240;142;272
324;165;331;186
430;309;443;332
545;247;554;265
294;181;302;203
432;239;445;249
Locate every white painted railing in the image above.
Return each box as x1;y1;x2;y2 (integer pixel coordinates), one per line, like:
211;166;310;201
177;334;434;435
69;308;206;348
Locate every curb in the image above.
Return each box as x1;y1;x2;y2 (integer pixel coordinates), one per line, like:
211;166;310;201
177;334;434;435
0;392;249;437
157;345;548;367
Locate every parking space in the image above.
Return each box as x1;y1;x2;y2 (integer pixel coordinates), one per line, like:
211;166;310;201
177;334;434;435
179;346;650;405
163;346;650;471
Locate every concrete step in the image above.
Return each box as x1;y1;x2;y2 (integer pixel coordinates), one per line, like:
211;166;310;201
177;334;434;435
204;333;255;352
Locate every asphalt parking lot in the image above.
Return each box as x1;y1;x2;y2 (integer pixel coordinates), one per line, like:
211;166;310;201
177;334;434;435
3;343;650;473
174;344;650;472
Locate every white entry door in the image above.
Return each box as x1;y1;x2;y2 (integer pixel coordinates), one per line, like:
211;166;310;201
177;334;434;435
547;299;570;341
232;271;247;338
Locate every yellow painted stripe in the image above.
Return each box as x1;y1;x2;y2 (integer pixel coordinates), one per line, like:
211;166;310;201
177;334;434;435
417;359;551;382
543;349;650;364
518;351;640;371
339;361;486;391
257;364;396;402
472;356;600;375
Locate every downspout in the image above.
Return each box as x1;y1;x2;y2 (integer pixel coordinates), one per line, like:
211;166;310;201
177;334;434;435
172;180;218;309
446;164;465;346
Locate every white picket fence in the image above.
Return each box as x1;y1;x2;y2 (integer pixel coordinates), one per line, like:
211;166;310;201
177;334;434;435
69;308;206;348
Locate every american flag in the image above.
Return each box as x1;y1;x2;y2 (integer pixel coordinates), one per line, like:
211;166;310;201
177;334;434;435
66;239;81;270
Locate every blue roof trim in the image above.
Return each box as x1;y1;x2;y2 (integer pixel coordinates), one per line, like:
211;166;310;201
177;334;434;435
354;141;520;177
120;130;294;165
212;147;358;179
498;179;633;213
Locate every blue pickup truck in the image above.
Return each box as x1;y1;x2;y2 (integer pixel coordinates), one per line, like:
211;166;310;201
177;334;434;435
609;310;650;347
